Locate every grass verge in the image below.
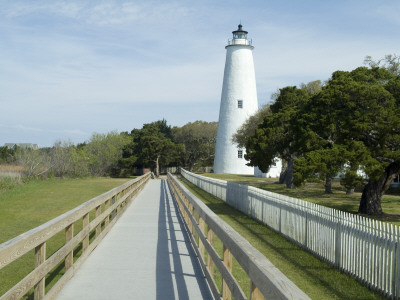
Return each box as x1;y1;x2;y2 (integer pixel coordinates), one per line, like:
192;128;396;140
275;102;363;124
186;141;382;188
0;177;130;298
179;176;386;300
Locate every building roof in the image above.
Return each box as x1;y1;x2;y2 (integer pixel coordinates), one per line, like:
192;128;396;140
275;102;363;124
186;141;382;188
4;143;39;150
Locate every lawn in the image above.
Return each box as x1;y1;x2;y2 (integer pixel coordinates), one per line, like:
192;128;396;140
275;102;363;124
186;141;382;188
199;173;400;226
179;176;386;300
0;177;130;298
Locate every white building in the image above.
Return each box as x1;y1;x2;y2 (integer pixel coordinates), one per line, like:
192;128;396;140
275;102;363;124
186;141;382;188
213;24;259;175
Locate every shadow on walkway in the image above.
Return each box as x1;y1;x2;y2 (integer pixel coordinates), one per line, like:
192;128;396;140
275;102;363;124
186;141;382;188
156;180;213;300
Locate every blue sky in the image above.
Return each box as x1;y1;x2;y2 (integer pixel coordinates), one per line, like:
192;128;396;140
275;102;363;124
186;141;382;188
1;0;399;147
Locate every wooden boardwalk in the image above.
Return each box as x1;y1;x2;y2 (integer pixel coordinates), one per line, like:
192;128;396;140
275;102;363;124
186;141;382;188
56;179;213;300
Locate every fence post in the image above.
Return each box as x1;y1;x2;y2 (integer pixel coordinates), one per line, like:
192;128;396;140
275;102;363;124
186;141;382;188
65;224;74;271
34;242;46;300
222;244;232;300
396;238;400;298
199;217;205;260
250;281;264;300
207;227;215;278
105;199;110;226
111;195;116;220
188;202;194;234
83;213;89;252
96;205;101;237
335;221;341;268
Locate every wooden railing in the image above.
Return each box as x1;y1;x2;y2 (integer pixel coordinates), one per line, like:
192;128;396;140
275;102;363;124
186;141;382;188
0;172;151;300
167;173;310;300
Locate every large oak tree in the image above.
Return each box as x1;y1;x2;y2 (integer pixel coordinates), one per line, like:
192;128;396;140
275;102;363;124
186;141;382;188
244;67;400;214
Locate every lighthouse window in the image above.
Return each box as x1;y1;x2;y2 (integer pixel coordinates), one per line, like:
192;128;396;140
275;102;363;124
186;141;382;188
238;150;243;158
238;100;243;109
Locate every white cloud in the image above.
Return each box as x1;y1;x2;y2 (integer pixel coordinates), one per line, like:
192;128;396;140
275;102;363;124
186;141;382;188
1;0;400;146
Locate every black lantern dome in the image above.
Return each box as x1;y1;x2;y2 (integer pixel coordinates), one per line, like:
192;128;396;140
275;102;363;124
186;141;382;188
232;24;248;40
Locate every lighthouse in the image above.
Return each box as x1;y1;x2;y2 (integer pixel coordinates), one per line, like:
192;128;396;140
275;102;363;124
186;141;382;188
213;24;259;174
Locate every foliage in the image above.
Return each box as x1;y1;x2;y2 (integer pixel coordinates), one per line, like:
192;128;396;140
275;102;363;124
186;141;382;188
232;105;270;149
245;86;311;188
172;121;217;171
299;80;324;95
14;147;48;177
296;67;400;214
0;146;16;164
11;131;129;179
364;54;400;75
120;120;183;177
293;145;347;187
85;131;130;176
243;67;400;213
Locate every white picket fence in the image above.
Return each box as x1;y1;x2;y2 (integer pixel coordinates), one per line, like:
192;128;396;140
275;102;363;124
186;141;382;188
181;169;400;299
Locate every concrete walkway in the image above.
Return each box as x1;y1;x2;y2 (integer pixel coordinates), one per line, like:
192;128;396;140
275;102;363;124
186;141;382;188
56;179;213;300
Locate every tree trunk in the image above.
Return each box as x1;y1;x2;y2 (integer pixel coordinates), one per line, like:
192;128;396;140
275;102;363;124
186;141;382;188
278;170;287;184
278;160;287;184
358;162;400;215
325;176;333;194
285;159;295;189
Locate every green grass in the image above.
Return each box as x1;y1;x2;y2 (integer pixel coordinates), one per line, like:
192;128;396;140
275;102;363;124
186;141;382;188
179;176;386;300
0;177;130;298
200;173;400;226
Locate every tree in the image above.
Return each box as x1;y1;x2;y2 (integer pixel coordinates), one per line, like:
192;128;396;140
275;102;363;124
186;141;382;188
300;80;324;95
129;120;183;177
0;146;16;164
245;86;311;188
364;54;400;75
172;121;217;171
232;105;270;148
14;147;47;178
84;131;131;176
46;141;76;177
294;145;348;194
297;67;400;214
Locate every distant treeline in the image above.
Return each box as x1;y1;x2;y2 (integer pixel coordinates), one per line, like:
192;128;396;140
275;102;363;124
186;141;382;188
0;120;217;179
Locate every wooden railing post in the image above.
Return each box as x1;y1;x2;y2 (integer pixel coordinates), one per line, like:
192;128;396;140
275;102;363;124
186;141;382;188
111;195;116;220
250;281;264;300
223;244;232;300
207;227;215;278
188;203;194;234
96;205;101;237
34;242;46;300
105;199;110;226
183;196;189;225
199;217;205;260
82;213;89;252
65;224;74;270
116;193;121;215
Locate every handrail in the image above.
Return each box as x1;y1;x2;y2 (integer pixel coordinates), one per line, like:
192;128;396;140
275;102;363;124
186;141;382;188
0;172;151;300
167;172;310;300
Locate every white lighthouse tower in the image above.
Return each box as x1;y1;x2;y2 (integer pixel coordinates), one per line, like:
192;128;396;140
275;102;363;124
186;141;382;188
213;24;258;174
